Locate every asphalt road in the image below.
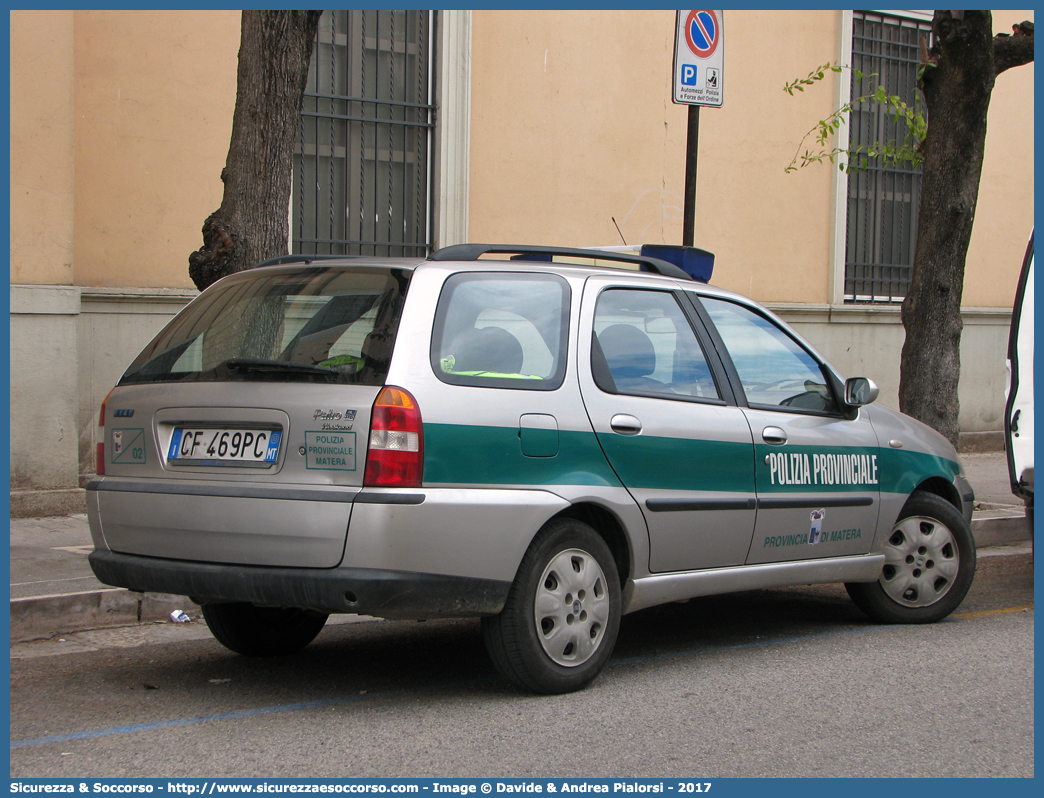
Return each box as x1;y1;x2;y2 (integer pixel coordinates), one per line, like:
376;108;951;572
10;546;1034;779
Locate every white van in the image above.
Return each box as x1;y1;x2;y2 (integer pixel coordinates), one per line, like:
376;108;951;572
1005;232;1033;526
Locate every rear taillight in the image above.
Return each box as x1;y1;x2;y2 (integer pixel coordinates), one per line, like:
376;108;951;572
364;386;423;487
96;389;113;476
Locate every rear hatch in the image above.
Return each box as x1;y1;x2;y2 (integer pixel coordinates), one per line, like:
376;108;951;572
94;263;412;568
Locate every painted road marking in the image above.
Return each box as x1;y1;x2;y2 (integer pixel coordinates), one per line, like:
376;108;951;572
953;604;1033;619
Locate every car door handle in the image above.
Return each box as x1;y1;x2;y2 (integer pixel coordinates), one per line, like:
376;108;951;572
762;426;787;445
610;414;642;436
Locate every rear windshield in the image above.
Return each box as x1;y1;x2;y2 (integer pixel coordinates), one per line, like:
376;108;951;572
120;266;410;385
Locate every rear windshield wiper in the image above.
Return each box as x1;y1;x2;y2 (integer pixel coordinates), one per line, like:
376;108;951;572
219;358;341;377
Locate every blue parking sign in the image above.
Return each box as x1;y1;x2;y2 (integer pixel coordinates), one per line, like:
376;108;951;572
681;64;697;86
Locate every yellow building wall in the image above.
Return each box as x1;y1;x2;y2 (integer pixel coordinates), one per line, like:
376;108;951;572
10;10;1033;304
470;9;1034;308
470;10;840;304
71;10;240;288
690;10;839;304
10;10;240;289
10;10;76;285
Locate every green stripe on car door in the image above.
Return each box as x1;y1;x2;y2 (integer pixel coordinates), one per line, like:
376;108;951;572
598;434;756;493
425;424;959;497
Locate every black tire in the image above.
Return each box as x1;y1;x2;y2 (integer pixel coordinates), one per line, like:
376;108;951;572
482;518;621;694
201;603;328;657
846;490;976;623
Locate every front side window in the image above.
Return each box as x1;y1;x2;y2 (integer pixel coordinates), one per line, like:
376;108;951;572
592;289;719;401
121;267;409;386
431;273;570;390
701;297;838;414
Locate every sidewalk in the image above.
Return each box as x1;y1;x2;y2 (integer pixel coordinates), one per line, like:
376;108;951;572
9;452;1032;644
10;513;197;644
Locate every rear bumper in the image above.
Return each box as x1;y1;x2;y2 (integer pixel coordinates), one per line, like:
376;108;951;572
86;478;354;569
88;549;511;619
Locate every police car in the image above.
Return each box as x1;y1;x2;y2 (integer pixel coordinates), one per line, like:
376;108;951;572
87;244;976;694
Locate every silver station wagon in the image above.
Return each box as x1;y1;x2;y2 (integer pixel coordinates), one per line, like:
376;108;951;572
88;244;976;694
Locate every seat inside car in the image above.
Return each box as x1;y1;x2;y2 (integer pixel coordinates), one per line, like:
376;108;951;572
597;323;663;392
452;326;525;374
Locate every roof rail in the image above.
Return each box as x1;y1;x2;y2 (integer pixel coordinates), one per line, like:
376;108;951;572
251;254;358;269
428;244;693;281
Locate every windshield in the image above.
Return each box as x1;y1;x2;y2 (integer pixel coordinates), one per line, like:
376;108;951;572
120;266;410;386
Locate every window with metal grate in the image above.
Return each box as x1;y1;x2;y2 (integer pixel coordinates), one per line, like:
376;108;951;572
844;11;933;304
293;10;435;258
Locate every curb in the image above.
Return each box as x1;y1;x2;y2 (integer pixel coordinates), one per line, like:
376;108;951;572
972;512;1032;549
10;590;199;644
9;488;87;519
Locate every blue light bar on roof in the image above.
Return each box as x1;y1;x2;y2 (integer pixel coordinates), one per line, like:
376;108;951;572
640;244;714;283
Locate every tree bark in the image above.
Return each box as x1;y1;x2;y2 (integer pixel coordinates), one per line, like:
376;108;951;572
899;11;1033;448
189;10;322;291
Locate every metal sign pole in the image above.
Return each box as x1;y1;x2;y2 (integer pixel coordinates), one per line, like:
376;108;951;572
683;104;700;248
673;10;723;249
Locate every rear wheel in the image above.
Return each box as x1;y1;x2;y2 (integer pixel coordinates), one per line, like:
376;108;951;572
846;491;975;623
201;603;328;656
482;518;621;694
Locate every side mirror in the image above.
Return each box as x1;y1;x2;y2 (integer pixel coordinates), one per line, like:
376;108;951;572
845;377;879;407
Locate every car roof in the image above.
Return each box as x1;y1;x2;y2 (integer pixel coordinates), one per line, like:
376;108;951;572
247;255;425;272
238;251;756;305
249;244;704;280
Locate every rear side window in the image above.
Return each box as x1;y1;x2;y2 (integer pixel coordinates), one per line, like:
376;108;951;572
120;266;409;386
431;273;570;390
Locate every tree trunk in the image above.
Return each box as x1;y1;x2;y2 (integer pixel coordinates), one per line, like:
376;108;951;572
189;10;322;291
899;11;1033;448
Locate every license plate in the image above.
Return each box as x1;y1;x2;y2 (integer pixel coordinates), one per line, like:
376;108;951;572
168;428;282;465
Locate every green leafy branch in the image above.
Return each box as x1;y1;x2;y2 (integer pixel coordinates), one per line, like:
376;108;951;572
784;61;927;174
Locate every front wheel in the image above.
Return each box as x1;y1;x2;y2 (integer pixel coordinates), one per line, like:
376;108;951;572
482;518;621;694
846;491;976;623
202;602;328;656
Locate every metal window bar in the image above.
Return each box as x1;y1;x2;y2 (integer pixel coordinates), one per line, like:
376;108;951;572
293;10;435;258
844;11;932;303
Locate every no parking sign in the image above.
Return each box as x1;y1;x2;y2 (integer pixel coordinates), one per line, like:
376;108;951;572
673;10;724;106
